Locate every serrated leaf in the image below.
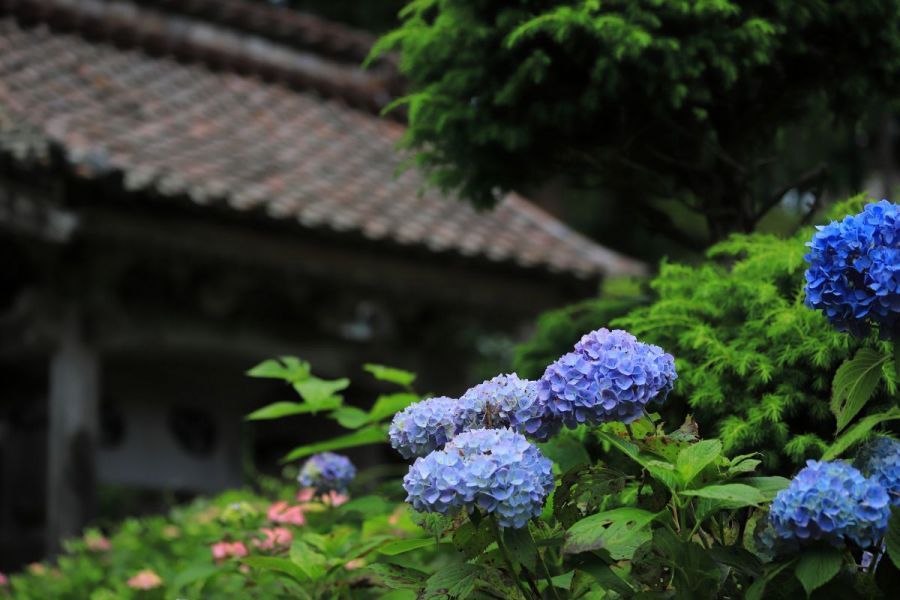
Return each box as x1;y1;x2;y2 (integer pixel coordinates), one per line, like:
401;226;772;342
831;348;888;432
364;363;417;387
676;439;723;487
379;538;439;556
680;483;766;508
293;377;350;406
283;425;386;461
886;506;900;570
563;508;657;559
453;521;493;559
794;548;843;596
247;357;310;382
245;399;341;420
289;540;328;581
331;406;370;429
821;406;900;460
369;393;420;422
425;563;478;598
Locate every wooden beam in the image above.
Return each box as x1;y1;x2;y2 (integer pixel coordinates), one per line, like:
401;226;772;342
46;309;99;554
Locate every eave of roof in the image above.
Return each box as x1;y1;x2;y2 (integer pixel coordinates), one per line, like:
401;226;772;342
0;0;647;280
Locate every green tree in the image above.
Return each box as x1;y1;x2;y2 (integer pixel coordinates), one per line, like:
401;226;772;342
375;0;900;246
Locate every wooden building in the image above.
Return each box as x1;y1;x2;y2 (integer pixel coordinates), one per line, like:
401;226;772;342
0;0;644;564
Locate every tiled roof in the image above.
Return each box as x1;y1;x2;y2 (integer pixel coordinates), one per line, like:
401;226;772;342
0;0;645;279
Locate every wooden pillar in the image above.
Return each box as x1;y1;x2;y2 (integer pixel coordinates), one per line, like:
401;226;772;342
46;310;99;554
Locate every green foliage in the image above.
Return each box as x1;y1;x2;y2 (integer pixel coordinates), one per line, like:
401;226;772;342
514;198;895;469
375;0;900;242
247;358;421;461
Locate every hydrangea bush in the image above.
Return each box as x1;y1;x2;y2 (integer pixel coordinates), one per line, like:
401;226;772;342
6;201;900;599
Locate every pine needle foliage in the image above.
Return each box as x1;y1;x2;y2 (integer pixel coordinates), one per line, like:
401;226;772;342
516;196;894;470
373;1;900;241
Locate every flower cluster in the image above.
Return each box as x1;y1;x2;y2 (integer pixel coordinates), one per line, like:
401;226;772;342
769;460;890;548
389;396;468;459
538;328;677;427
298;452;356;494
127;570;163;590
804;200;900;338
459;374;560;442
856;437;900;506
210;540;249;563
403;428;554;529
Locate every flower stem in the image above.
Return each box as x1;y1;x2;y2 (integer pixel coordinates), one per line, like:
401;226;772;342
489;516;536;600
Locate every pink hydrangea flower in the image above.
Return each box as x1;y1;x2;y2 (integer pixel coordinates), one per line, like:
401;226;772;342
85;535;111;553
253;527;293;551
127;570;163;590
267;501;306;525
344;559;365;570
210;541;249;563
0;572;7;586
322;490;349;507
296;488;316;503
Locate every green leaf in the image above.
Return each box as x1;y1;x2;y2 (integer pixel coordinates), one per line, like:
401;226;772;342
247;357;310;382
364;363;417;387
369;393;420;422
746;560;796;600
424;563;478;598
794;548;843;597
283;425;386;461
331;406;370;429
563;508;658;559
742;476;791;500
886;506;900;570
289;540;328;581
338;495;394;516
293;377;350;406
245;398;341;420
170;563;220;592
365;563;428;590
453;520;493;559
549;570;575;590
379;538;439;556
832;348;888;432
503;526;538;572
821;406;900;460
676;439;723;487
538;435;591;472
597;431;678;491
680;484;766;508
241;556;309;582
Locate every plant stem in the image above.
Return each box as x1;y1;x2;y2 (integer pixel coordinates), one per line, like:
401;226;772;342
536;547;563;600
489;516;536;600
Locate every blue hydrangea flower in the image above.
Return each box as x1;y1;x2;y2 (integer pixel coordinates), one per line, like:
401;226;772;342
805;200;900;338
298;452;356;493
458;374;561;442
855;437;900;506
537;328;676;428
402;428;554;529
389;396;468;459
769;460;890;548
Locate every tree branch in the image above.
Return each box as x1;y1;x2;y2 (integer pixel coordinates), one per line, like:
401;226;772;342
753;162;829;225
